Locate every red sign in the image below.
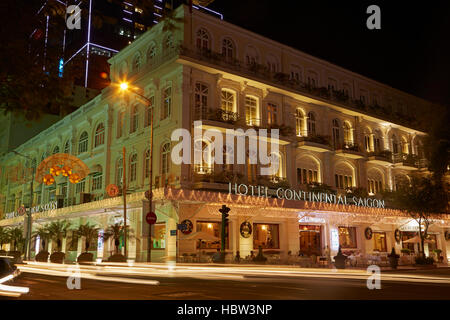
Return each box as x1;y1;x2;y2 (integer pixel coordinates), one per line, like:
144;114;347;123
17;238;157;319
106;184;119;197
146;212;157;225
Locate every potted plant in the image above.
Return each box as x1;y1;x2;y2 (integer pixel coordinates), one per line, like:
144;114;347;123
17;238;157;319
333;246;347;269
33;225;50;262
388;247;400;269
6;227;24;264
46;220;71;263
400;248;411;255
0;226;9;255
103;222;134;262
75;222;100;264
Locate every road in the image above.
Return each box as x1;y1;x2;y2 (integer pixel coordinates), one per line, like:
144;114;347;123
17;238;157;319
3;263;450;300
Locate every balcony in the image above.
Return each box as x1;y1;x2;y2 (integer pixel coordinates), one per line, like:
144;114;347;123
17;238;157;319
192;170;244;191
297;134;333;152
178;45;423;131
393;153;419;170
334;142;365;159
367;150;393;165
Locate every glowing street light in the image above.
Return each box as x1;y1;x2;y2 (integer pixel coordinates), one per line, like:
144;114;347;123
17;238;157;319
119;82;129;91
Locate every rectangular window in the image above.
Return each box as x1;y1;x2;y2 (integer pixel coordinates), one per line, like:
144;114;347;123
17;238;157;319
76;179;86;194
196;221;229;249
162;87;171;119
253;223;279;249
245;96;259;126
152;223;166;249
373;232;387;252
298;168;318;185
267;103;277;126
144;96;154;127
335;174;352;189
338;226;357;249
117;111;124;138
92;173;102;191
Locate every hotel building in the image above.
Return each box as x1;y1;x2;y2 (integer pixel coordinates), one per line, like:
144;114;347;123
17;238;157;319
1;4;449;263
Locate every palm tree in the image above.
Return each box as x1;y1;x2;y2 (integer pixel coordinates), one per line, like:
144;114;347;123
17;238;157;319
8;227;24;252
75;222;100;253
46;220;72;252
103;222;134;255
32;224;50;252
0;226;10;251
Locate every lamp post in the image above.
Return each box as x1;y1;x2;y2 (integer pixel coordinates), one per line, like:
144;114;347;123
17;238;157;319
119;82;154;262
12;151;34;261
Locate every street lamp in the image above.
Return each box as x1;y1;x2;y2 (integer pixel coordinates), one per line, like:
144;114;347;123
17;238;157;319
119;82;154;262
12;151;35;261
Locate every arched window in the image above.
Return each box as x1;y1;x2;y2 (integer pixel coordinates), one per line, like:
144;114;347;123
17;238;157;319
78;131;88;154
147;43;156;64
343;122;353;145
307;71;318;88
245;96;259;126
129;154;137;182
92;166;103;191
144;149;151;178
94;123;105;147
144;95;154;127
52;145;60;154
116;158;123;186
373;129;382;152
367;169;383;195
364;134;371;152
392;134;399;154
222;38;235;59
332;119;340;148
196;28;210;50
117;111;124;138
307;112;316;135
194;83;209;120
401;136;409;154
295;108;305;136
194;140;213;174
162;86;171;119
334;162;355;189
245;46;258;65
394;174;410;191
221;89;236;113
161;142;171;175
64;140;70;154
266;54;279;73
130;105;139;133
296;155;320;185
132;54;141;73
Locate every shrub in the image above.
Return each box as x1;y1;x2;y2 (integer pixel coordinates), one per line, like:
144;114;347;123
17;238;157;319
415;256;435;265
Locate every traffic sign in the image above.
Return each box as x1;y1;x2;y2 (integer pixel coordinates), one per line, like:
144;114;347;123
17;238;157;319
146;211;157;225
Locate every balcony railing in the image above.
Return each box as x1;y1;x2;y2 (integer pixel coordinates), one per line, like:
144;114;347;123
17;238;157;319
297;134;332;147
393;153;419;168
367;150;393;163
335;142;362;152
179;45;421;131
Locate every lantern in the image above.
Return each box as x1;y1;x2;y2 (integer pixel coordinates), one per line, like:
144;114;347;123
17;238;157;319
61;165;72;177
50;165;62;176
69;172;81;184
43;174;55;185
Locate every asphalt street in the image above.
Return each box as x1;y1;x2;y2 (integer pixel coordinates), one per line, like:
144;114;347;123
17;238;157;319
5;266;450;300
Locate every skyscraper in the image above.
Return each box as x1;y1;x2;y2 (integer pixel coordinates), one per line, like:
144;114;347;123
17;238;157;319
33;0;221;90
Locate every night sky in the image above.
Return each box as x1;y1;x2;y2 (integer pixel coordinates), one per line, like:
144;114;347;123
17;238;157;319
209;0;450;106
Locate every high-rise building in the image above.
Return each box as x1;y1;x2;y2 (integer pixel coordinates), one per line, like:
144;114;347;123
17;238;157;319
33;0;221;90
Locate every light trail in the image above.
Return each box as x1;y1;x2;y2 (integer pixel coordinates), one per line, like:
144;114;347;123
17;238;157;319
18;262;450;285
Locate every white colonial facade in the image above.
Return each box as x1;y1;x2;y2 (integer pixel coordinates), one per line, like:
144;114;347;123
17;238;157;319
1;5;449;264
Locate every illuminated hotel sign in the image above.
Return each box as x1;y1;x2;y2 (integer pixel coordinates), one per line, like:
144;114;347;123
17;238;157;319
228;183;385;209
4;201;58;219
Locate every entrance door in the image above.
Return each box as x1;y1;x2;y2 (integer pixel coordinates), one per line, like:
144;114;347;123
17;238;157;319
299;225;321;256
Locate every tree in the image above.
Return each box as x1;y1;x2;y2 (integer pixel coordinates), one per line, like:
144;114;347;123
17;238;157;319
75;222;100;253
384;175;448;258
46;220;72;252
103;222;134;255
0;226;10;250
8;226;24;252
